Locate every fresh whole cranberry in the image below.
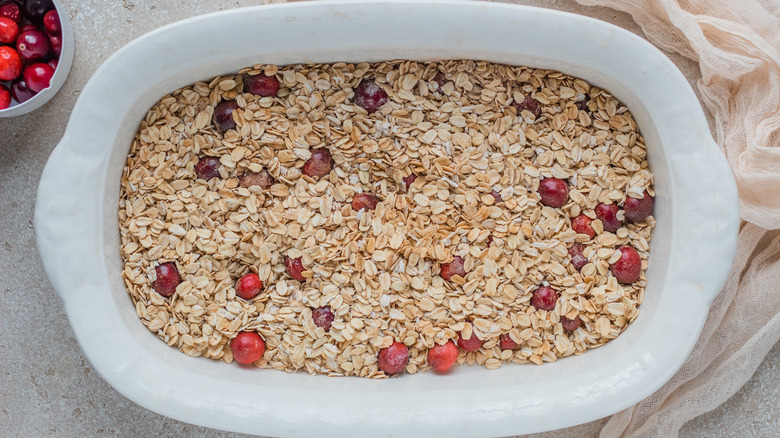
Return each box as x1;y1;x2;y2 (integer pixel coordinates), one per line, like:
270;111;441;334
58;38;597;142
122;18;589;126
0;16;19;43
513;95;542;119
612;245;641;284
571;214;595;239
432;71;447;92
0;83;10;110
402;173;417;190
302;147;333;178
427;340;458;372
351;192;379;211
440;255;466;281
0;1;21;23
212;99;239;132
561;315;581;332
23;0;53;24
490;190;503;204
0;45;22;81
353;79;388;113
230;331;266;364
22;62;53;92
568;243;589;271
42;9;59;35
595;203;622;233
457;323;483;352
538;177;569;208
312;306;334;331
153;262;181;297
378;341;409;375
239;169;274;189
499;333;519;350
284;256;306;281
16;29;50;61
48;33;60;55
531;286;559;311
194;156;221;180
244;73;279;97
235;273;263;300
10;77;35;102
624;190;655;223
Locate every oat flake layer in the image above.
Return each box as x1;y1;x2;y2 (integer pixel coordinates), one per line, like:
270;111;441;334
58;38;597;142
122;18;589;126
119;60;654;378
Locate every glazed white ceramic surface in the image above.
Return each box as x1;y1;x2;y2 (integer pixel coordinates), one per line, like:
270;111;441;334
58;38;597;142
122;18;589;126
34;1;739;436
0;0;74;117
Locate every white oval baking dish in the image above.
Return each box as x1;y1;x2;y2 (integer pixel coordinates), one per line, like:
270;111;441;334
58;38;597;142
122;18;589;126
34;1;739;436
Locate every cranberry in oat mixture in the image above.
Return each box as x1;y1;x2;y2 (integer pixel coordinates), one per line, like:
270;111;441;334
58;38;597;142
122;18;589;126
624;190;655;223
194;156;221;180
612;245;641;284
212;99;239;132
457;323;483;352
568;243;589;271
312;306;335;331
489;190;503;205
351;192;379;211
284;256;306;282
561;316;581;332
531;286;558;311
402;173;417;190
153;262;181;297
499;334;519;351
439;256;466;281
378;342;409;375
231;331;266;364
538;177;568;208
513;95;542;120
595;203;622;233
428;340;458;372
302;147;333;178
235;273;263;300
571;214;595;239
239;169;274;189
353;79;388;113
244;73;279;97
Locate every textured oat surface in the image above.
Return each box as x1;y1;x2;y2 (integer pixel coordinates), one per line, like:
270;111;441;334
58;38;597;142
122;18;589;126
119;60;654;376
0;0;777;436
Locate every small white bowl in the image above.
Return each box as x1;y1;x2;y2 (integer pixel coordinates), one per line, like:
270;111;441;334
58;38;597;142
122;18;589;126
34;1;739;437
0;0;74;117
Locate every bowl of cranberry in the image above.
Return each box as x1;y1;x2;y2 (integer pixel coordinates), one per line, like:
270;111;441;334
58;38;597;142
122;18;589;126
0;0;73;116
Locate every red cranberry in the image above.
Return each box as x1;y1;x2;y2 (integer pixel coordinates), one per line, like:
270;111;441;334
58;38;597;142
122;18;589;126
153;262;181;297
378;341;409;375
531;286;559;311
499;333;519;350
244;73;279;97
561;315;581;332
0;45;22;80
302;147;333;178
284;256;306;281
0;83;10;110
239;169;274;189
212;99;239;132
612;245;641;284
46;57;56;70
351;192;379;211
42;9;59;35
575;95;590;111
486;235;494;246
432;71;447;92
440;255;466;281
16;29;50;61
427;340;458;372
0;16;18;43
457;323;483;352
194;156;221;180
10;77;35;102
353;79;388;113
568;243;588;271
230;331;266;364
48;33;60;55
312;306;334;331
595;203;622;233
23;0;53;24
235;273;263;300
571;214;595;239
0;2;21;23
19;23;35;32
538;177;568;208
23;62;53;92
402;173;417;190
490;190;503;204
513;95;542;119
624;190;655;222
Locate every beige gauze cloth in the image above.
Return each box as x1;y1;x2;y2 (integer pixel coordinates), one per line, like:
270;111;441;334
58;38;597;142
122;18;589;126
568;0;780;436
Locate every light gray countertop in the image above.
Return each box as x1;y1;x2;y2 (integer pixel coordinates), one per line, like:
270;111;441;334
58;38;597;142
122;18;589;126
1;1;778;437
